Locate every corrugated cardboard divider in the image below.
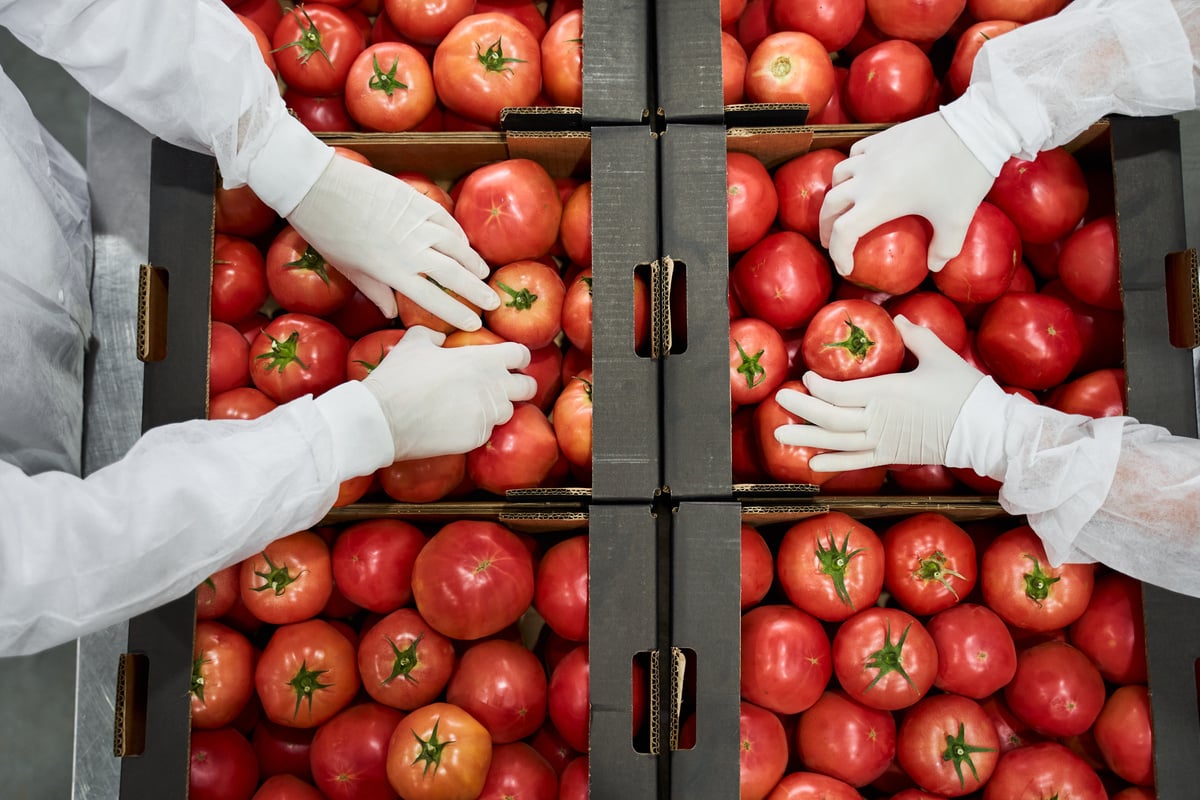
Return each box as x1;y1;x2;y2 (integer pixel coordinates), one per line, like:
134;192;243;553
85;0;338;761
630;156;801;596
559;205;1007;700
581;0;653;125
1165;248;1199;348
136;264;169;363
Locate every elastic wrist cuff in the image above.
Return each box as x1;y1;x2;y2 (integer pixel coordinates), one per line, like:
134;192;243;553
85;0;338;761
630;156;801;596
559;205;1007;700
313;381;394;482
939;90;1022;177
945;376;1016;480
245;112;334;217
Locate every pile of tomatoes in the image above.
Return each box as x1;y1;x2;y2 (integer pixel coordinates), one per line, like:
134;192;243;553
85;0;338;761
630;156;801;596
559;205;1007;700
224;0;583;132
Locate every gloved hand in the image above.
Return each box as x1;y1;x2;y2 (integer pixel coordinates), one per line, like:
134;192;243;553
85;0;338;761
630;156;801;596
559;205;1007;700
362;326;538;461
773;317;988;471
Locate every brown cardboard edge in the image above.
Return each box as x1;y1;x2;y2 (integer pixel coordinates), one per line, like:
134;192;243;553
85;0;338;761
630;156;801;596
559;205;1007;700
1165;248;1200;348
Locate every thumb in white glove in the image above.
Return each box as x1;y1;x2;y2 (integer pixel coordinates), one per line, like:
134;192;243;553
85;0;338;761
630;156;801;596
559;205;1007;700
361;326;537;461
819;108;999;277
773;317;986;472
288;156;499;331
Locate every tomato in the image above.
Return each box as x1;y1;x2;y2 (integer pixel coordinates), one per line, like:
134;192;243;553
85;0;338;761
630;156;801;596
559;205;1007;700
881;513;976;616
793;690;895;788
821;464;887;495
866;0;965;41
1067;570;1147;684
331;519;425;613
727;151;779;253
833;607;937;711
191;621;255;730
251;774;325;800
240;531;332;624
285;90;357;132
979;694;1042;756
986;147;1089;244
721;0;750;26
529;722;577;775
730;317;788;406
1058;215;1121;310
344;42;436;131
252;719;314;781
477;742;557;799
197;563;240;620
396;171;455;216
771;0;864;51
326;290;391;340
250;313;349;403
433;13;543;125
273;5;365;95
898;694;998;796
777;512;885;622
773;149;846;244
722;31;749;105
235;0;290;40
265;226;355;316
189;728;259;800
740;701;790;800
387;702;493;799
927;603;1017;699
446;639;548;743
540;9;583;106
933;201;1022;304
215;182;276;238
741;604;833;715
736;0;775;53
887;463;958;493
844;40;936;123
558;755;588;800
967;0;1071;23
976;292;1082;390
358;608;457;710
467;402;560;494
559;180;591;268
343;328;404;381
547;644;590;753
485;260;565;349
1047;367;1126;418
1004;640;1105;737
210;320;251;398
256;619;360;728
744;31;836;114
412;520;535;640
533;535;589;642
848;215;931;295
1041;279;1125;373
884;292;968;357
560;268;594;355
1093;684;1154;786
477;0;548;38
741;524;774;609
731;231;834;331
947;20;1022;98
754;380;836;486
454;159;562;265
383;0;473;43
310;702;404;800
212;234;268;324
983;742;1106;800
801;299;903;381
981;524;1095;631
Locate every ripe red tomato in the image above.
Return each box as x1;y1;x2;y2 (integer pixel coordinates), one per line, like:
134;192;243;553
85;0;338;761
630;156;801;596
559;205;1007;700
744;31;836;113
215;182;276;238
727;151;779;253
284;90;357;132
412;520;535;640
251;774;325;800
309;702;403;800
534;534;589;642
741;524;774;609
1047;367;1126;418
801;299;903;381
466;402;560;494
773;149;847;243
844;40;936;123
386;702;493;799
771;0;865;51
722;31;749;105
884;291;968;356
558;755;588;800
933;201;1022;304
730;317;788;406
197;563;240;620
191;621;255;730
485;260;565;349
432;12;543;125
866;0;966;41
967;0;1071;23
986;147;1089;244
1068;570;1146;684
887;463;959;493
882;513;977;616
265;226;355;316
739;701;790;800
240;531;333;625
754;380;836;486
273;5;365;95
559;180;591;268
552;372;593;473
777;512;885;622
256;619;360;728
476;742;557;799
833;607;937;711
344;42;436;131
252;719;314;782
983;741;1105;800
731;231;834;331
210;320;252;397
1092;684;1154;786
560;268;594;354
547;644;590;753
357;608;456;710
1058;214;1121;310
897;693;998;797
766;772;862;799
446;639;548;743
927;603;1017;699
212;234;269;324
377;453;467;503
345;329;406;381
736;0;775;53
541;9;583;106
741;604;833;715
795;690;895;788
848;215;931;295
250;313;349;403
976;292;1082;390
384;0;473;43
331;519;425;613
947;20;1022;97
981;524;1095;631
1004;640;1106;737
189;728;258;800
1040;279;1125;373
454;159;563;265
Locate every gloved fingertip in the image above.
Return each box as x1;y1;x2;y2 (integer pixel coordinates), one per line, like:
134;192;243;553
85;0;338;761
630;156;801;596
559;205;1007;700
927;256;949;273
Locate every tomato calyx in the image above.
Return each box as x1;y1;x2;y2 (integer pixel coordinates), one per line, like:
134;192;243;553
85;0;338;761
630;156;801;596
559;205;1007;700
864;620;918;692
913;550;966;599
941;721;996;788
497;280;538;310
815;529;865;608
475;37;527;75
256;330;309;374
190;656;209;702
573;375;593;402
353;346;388;376
284;245;334;285
368;54;409;96
822;316;875;363
581;275;593;296
1021;553;1061;607
411;717;455;776
382;634;423;686
250;552;308;597
288;658;333;719
735;339;767;389
273;7;333;67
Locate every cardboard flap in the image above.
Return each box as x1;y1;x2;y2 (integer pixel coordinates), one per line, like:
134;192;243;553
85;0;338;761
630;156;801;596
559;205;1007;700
1165;248;1199;349
137;264;169;363
112;653;148;758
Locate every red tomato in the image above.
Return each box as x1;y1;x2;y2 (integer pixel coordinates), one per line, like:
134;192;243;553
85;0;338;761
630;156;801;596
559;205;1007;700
927;603;1017;699
331;519;425;613
979;693;1043;755
1047;367;1126;418
384;0;473;43
740;701;790;800
446;639;548;743
432;12;543;125
986;147;1089;244
833;607;937;711
947;20;1022;97
240;531;333;625
1004;640;1105;737
808;65;851;124
882;513;976;616
412;520;535;640
736;0;775;53
866;0;965;41
771;0;865;51
212;234;269;324
541;9;583;106
454;159;563;265
272;5;365;95
731;231;834;331
560;268;594;354
968;0;1071;23
235;0;289;39
887;463;959;493
256;619;359;728
1058;215;1121;310
766;772;862;799
795;690;895;788
326;289;392;339
192;621;255;730
529;722;576;775
285;90;357;132
547;644;590;753
773;149;846;243
386;702;493;799
848;215;931;295
1068;570;1147;684
801;299;903;381
983;741;1105;800
884;292;968;356
534;534;588;642
558;755;588;800
1093;684;1154;786
722;31;749;104
933;201;1022;304
345;328;406;381
980;524;1095;631
251;775;325;800
344;42;436;131
358;608;456;710
727;151;779;253
721;0;749;26
477;742;557;799
1040;279;1125;373
730;317;788;406
197;563;241;620
754;380;836;486
377;453;467;503
552;371;593;472
249;313;349;403
253;720;315;782
189;728;258;800
976;292;1082;390
210;320;251;397
897;693;998;797
215;183;276;238
265;226;355;316
744;31;836;113
844;40;936;123
485;260;565;348
476;0;548;39
466;402;560;494
559;181;592;268
777;512;885;622
741;604;833;715
741;524;774;609
309;702;403;800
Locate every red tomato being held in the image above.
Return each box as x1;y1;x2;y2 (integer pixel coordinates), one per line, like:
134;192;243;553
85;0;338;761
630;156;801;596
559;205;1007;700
485;260;565;349
272;5;365;96
466;402;560;494
386;702;493;800
432;12;543;125
801;299;904;381
933;201;1022;304
848;215;931;295
777;512;885;622
454;158;563;265
250;313;349;403
976;292;1082;390
833;606;938;711
754;380;836;487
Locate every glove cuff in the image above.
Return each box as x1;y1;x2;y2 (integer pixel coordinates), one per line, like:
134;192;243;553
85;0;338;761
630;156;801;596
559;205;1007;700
245;112;334;218
939;89;1023;178
945;376;1023;480
312;381;395;482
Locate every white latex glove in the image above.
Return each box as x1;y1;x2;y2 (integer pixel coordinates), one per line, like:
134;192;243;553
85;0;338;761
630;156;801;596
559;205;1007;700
773;317;987;471
819;108;999;277
361;326;537;461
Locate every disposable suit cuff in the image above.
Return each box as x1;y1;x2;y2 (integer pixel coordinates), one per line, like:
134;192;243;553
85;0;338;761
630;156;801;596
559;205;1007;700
244;112;334;218
945;376;1022;480
313;381;394;482
939;89;1025;177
